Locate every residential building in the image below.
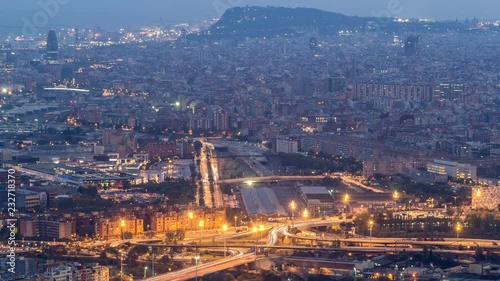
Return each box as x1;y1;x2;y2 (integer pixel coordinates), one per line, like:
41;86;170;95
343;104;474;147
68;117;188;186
426;159;477;180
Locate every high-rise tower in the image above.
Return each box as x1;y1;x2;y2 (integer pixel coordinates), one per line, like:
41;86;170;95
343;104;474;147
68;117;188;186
46;30;59;62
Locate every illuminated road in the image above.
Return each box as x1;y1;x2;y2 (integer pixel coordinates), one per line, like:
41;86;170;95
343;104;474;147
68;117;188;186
144;252;255;281
199;144;214;208
139;219;343;281
135;217;497;281
218;175;386;193
217;175;326;184
205;142;224;208
340;176;384;193
198;141;224;208
280;229;500;250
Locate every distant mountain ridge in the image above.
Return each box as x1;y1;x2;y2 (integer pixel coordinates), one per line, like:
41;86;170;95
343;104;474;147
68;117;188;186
195;6;477;39
208;6;377;37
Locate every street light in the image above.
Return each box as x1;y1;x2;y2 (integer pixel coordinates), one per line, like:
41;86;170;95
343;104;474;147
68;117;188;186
290;201;296;228
456;222;462;250
120;250;124;281
222;224;228;258
253;227;258;259
144;266;148;279
234;215;238;227
368;220;374;247
121;220;125;240
303;209;309;219
199;220;204;242
188;212;194;230
344;194;349;220
194;254;200;281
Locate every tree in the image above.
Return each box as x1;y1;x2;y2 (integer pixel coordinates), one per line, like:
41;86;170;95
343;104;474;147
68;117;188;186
194;141;203;154
158;254;171;266
126;252;138;263
130;245;149;256
321;177;343;188
104;247;120;259
308;275;335;281
176;229;186;241
165;231;176;243
123;232;133;239
475;247;486;262
261;271;281;281
87;186;99;198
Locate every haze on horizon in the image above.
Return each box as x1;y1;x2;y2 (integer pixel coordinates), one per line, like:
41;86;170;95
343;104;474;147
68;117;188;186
0;0;498;36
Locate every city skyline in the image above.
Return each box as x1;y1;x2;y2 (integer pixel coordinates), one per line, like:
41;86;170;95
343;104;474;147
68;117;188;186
1;2;500;281
1;0;500;36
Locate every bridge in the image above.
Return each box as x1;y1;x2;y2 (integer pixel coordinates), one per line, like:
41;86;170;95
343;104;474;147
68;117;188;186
281;228;500;250
131;242;476;255
216;175;386;193
129;217;497;281
217;175;327;184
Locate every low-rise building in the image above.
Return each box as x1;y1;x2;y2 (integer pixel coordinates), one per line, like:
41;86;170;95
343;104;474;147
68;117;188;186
150;209;226;234
427;159;477;180
94;217;144;240
20;217;73;239
275;137;299;154
17;189;41;209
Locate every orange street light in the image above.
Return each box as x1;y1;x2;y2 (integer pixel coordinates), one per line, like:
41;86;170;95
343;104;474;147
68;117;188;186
222;224;228;258
290;201;296;228
199;220;204;242
344;193;349;203
368;220;374;246
120;219;126;240
456;222;462;250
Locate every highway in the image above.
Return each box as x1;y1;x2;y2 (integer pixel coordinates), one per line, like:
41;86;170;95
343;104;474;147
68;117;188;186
280;228;500;250
143;252;256;281
198;144;214;208
134;216;491;280
138;218;344;281
206;142;224;208
340;175;385;193
198;141;224;208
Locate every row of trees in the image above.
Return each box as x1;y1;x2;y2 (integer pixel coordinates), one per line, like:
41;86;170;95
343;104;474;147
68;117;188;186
279;153;362;174
463;213;500;239
165;229;186;243
354;211;500;240
134;180;196;205
354;212;457;238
